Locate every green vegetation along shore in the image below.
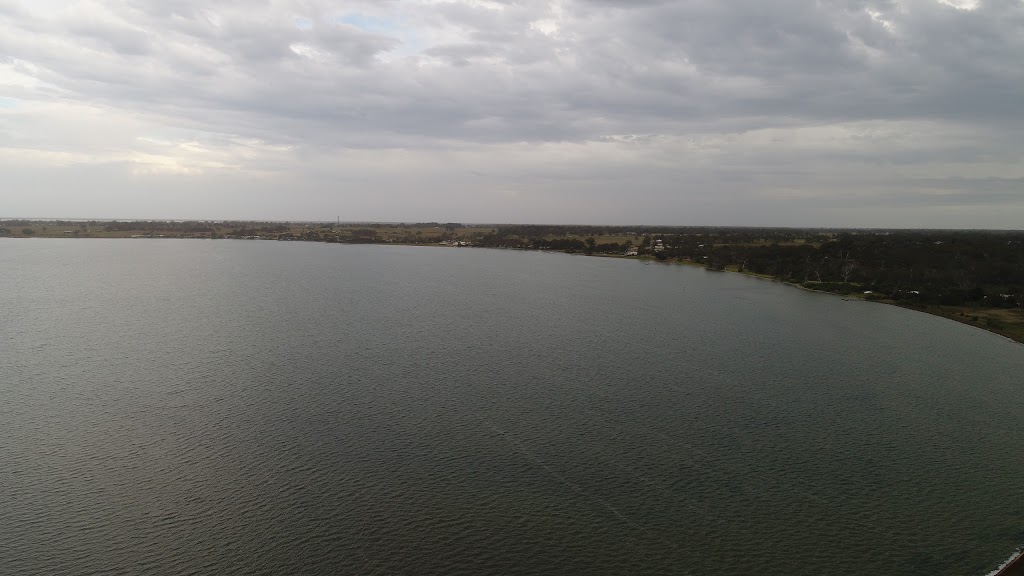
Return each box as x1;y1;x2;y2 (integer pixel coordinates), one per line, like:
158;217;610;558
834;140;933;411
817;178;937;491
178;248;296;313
4;219;1023;344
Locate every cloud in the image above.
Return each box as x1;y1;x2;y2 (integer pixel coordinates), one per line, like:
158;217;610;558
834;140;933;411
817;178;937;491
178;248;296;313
0;0;1022;226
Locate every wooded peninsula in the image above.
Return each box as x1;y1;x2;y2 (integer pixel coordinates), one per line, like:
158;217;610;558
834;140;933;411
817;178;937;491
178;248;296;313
4;219;1023;344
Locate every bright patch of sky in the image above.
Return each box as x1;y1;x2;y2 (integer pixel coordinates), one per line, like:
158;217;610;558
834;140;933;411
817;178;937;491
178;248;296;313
530;19;559;36
938;0;980;10
867;9;895;31
339;12;423;55
339;13;396;34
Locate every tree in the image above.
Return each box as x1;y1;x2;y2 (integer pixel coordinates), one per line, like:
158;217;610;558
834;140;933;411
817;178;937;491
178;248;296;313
22;228;34;235
840;251;855;283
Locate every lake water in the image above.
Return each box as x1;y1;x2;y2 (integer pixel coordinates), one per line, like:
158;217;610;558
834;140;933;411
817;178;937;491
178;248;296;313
2;239;1023;576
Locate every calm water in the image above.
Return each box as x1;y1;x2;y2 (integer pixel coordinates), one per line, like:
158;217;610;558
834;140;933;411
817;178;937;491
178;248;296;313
2;239;1023;576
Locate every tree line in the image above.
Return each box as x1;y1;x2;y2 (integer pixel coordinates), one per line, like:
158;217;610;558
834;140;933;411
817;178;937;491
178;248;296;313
475;226;1024;308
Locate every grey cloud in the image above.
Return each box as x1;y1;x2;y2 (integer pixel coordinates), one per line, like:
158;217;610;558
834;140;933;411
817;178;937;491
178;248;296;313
564;0;1024;128
1;0;1023;226
901;178;1024;206
6;0;1022;144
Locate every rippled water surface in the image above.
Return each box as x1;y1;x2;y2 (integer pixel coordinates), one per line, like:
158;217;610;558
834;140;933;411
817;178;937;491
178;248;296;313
2;239;1023;575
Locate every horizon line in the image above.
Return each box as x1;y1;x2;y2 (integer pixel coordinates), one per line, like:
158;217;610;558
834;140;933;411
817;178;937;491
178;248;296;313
2;217;1023;233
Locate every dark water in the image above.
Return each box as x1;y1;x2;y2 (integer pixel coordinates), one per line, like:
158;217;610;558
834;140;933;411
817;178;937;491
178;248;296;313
2;239;1023;576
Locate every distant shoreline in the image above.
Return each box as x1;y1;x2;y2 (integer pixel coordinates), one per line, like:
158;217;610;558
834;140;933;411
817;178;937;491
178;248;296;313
636;254;1024;346
5;225;1023;346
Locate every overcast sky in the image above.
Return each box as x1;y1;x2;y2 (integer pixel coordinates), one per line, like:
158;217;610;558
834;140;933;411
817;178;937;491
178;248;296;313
1;0;1022;227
